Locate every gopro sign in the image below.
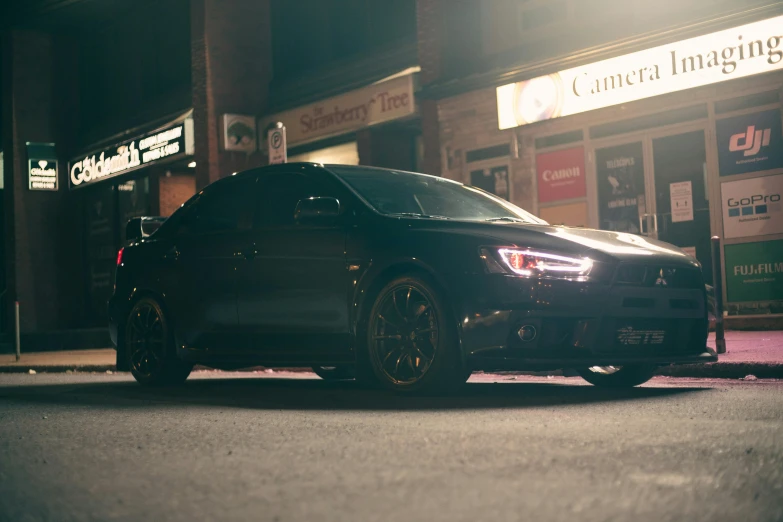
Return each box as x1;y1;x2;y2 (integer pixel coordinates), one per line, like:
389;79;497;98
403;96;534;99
717;109;783;176
722;174;783;239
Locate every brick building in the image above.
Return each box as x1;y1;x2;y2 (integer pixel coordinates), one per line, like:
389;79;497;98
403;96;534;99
3;0;783;349
0;0;420;348
417;0;783;318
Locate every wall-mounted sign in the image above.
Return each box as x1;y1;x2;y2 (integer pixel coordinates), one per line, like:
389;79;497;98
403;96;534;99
26;142;58;191
670;181;694;223
596;142;645;234
260;73;415;147
222;114;257;153
470;165;509;200
268;125;287;165
497;15;783;129
536;146;586;203
716;109;783;176
725;240;783;302
69;117;195;189
721;173;783;239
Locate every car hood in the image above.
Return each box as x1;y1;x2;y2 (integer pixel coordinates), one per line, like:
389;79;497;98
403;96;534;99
407;219;699;266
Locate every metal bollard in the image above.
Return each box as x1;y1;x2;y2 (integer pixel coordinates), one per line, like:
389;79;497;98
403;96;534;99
710;237;726;355
14;301;21;361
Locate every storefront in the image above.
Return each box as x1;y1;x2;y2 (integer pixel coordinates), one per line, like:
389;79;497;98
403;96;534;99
260;68;421;169
68;111;196;324
441;13;783;316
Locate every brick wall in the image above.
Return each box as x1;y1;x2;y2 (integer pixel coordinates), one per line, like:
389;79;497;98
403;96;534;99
2;31;84;332
436;88;536;213
158;174;197;217
191;0;272;190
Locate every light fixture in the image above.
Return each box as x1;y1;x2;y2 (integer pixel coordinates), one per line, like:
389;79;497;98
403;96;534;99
188;161;196;168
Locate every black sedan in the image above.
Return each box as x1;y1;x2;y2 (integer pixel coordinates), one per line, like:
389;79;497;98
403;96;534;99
109;163;716;392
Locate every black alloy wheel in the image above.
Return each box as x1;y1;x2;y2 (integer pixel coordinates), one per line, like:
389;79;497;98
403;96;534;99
311;366;355;381
125;297;192;386
366;275;465;393
577;365;656;388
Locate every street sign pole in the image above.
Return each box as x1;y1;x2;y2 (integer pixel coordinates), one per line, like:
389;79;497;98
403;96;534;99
711;236;727;355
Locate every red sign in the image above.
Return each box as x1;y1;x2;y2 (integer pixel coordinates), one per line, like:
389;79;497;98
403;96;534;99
536;147;586;203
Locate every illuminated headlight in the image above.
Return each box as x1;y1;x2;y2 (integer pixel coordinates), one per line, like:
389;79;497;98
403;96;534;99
483;248;592;279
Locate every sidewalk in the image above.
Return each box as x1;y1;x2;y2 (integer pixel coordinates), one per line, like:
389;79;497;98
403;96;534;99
1;331;782;378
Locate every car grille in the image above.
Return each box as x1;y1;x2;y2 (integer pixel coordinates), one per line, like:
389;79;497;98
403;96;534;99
613;263;703;289
594;318;705;355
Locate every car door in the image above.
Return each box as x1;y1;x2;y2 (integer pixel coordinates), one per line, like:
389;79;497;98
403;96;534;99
236;170;352;361
166;174;258;350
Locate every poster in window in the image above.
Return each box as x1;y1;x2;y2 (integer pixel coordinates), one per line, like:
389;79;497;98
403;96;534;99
470;165;510;201
596;142;645;234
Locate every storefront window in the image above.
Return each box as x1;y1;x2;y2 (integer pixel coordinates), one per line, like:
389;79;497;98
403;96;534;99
289;142;359;165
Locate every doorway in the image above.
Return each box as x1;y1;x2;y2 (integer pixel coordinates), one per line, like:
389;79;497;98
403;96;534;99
594;127;713;282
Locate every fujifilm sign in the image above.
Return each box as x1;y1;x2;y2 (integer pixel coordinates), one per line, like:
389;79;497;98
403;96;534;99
498;15;783;128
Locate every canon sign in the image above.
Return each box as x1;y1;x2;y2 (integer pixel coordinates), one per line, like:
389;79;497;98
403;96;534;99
542;167;581;183
536;147;587;203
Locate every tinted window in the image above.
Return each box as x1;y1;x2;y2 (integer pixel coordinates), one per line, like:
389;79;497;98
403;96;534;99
328;166;546;223
179;176;257;234
254;173;326;227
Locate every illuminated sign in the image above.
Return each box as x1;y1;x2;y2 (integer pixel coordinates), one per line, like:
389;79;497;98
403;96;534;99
497;15;783;129
27;142;58;191
69;117;194;189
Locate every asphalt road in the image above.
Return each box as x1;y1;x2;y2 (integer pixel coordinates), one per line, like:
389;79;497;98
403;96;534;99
0;372;781;522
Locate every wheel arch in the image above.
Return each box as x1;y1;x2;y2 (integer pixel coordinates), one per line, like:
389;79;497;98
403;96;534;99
351;258;465;365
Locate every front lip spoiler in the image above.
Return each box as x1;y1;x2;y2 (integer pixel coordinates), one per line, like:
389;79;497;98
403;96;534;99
468;349;718;370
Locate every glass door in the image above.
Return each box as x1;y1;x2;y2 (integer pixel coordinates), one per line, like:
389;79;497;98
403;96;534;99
595;142;648;235
651;130;713;283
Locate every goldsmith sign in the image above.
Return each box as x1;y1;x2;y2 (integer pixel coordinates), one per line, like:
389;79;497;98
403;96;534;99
69;118;194;189
497;15;783;129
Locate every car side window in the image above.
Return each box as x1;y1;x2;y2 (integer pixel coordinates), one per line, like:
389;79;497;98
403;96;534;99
178;175;257;235
254;173;326;227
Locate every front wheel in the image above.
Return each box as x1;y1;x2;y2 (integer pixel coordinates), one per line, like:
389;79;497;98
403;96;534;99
124;297;192;386
365;275;465;394
577;365;656;388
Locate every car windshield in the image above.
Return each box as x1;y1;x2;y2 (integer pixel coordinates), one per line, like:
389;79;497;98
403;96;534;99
327;165;547;224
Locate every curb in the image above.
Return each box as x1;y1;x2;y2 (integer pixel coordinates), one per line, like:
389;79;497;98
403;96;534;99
1;363;781;379
655;362;783;379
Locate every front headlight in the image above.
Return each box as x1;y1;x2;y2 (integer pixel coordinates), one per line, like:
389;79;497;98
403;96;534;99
481;248;593;279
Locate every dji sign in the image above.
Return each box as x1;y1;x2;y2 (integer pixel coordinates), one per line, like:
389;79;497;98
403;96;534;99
717;109;783;176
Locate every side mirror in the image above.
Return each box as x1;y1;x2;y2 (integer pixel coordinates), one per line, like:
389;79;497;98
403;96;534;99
125;216;166;242
294;197;341;222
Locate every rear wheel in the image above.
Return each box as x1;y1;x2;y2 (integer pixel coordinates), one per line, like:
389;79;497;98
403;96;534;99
311;366;354;381
577;365;656;388
124;297;192;386
365;275;465;394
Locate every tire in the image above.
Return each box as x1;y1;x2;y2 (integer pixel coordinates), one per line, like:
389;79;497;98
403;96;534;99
577;365;656;388
124;297;193;386
364;274;465;394
311;366;355;381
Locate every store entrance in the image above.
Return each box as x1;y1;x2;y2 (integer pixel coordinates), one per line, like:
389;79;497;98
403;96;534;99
594;126;713;282
651;130;712;283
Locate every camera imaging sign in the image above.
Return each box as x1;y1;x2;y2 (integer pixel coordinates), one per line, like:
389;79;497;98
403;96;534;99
716;109;783;176
27;142;58;191
721;174;783;239
725;240;783;302
69;118;194;189
497;15;783;129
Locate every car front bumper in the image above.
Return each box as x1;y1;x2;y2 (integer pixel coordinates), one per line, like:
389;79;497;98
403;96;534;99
452;274;713;371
